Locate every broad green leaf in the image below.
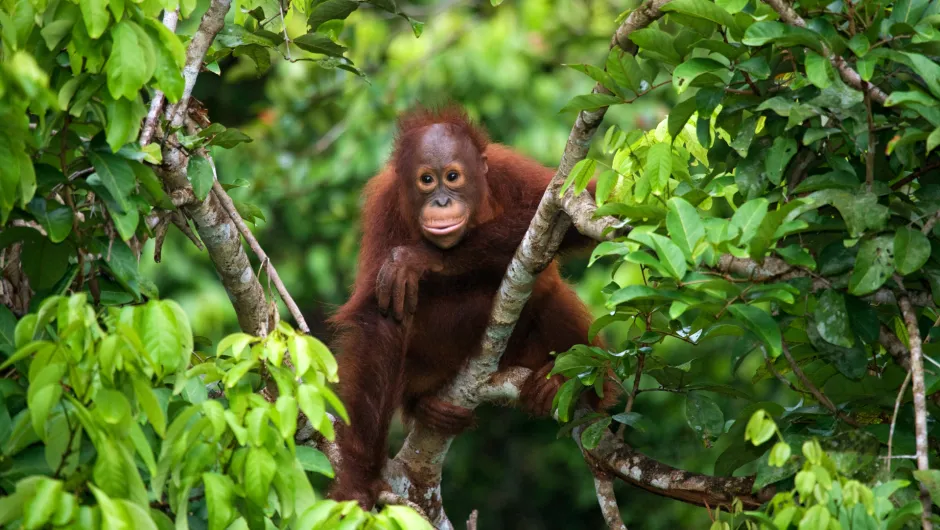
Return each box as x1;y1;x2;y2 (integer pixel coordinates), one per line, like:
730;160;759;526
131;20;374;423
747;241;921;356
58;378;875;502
629;28;681;64
894;227;930;275
144;25;184;102
104;95;147;152
776;245;816;269
810;190;889;238
685;392;724;443
203;473;236;530
730;198;768;245
901;52;940;99
633;232;687;280
848;34;870;56
244;447;277;507
727;304;781;357
666;197;703;262
606;50;646;94
885;89;938;107
848;236;895;295
914;470;940;508
814;290;854;348
559;93;622;113
131;377;166;437
805;51;832;88
293;32;347;57
799;505;830;530
579;417;611;450
22;478;62;530
669;97;698;140
672;57;727;94
560;158;596;197
928;127;940;154
661;0;735;27
27;198;73;243
742;21;824;53
79;0;109;38
138;301;185;374
644;142;672;193
764;137;797;185
307;0;359;30
187;156;213;201
106;22;149;100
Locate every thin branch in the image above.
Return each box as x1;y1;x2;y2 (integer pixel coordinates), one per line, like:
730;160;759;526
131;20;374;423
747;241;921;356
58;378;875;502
760;0;889;104
887;370;912;475
140;9;180;146
166;0;234;129
466;510;479;530
896;279;933;530
592;473;627;530
864;87;875;192
781;343;859;427
891;162;940;190
617;351;645;438
922;211;940;236
210;177;310;334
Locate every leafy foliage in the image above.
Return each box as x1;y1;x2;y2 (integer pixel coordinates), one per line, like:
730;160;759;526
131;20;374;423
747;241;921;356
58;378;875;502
552;0;940;524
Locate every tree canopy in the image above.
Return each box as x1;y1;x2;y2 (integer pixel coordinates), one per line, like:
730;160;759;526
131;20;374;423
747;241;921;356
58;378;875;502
4;0;940;528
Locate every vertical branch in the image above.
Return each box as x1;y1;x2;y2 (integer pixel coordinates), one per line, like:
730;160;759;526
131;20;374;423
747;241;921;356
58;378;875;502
896;277;933;530
593;474;627;530
140;9;180;145
864;88;875;192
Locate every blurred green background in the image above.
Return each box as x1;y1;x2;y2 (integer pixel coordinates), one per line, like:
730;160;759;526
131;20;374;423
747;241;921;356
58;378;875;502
138;1;789;526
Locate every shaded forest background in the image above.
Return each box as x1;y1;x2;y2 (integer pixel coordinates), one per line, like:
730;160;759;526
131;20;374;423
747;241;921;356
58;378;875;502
141;1;792;526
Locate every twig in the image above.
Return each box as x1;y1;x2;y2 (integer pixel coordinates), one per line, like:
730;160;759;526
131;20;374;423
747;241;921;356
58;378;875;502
891;162;940;190
896;277;933;530
166;0;233;129
140;10;180;146
760;0;889;104
922;211;940;235
617;352;645;438
887;371;912;475
169;211;204;250
864;87;875;192
209;176;310;334
781;342;860;427
276;0;291;61
152;214;171;263
466;510;478;530
592;473;627;530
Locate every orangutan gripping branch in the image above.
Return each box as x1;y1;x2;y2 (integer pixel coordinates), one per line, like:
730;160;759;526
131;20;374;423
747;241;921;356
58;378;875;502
327;106;618;509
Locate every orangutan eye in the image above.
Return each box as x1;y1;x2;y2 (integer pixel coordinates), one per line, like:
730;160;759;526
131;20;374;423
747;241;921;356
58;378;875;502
446;171;459;182
421;174;434;185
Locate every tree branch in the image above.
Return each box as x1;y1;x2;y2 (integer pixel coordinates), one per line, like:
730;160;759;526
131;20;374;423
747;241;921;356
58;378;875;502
759;0;889;104
781;342;859;427
895;279;933;530
139;9;179;146
145;0;271;336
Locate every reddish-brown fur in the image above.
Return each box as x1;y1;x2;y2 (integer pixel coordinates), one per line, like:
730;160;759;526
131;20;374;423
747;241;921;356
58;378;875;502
327;107;618;509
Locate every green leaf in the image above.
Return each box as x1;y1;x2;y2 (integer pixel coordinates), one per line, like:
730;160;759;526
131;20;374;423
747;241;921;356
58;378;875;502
666;197;703;262
914;470;940;507
742;21;824;53
776;244;816;269
21;238;73;291
685;392;724;443
672;58;727;94
928;128;940;155
560;158;596;197
629;28;681;64
848;236;895;295
295;445;334;477
727;304;781;357
143;25;184;102
730;198;768;245
88;151;135;213
106;21;149;100
105;95;148;152
848;34;870;56
764;137;797;185
22;478;62;530
139;301;186;374
744;409;776;446
293;32;347;57
645;142;672;193
307;0;359;30
845;296;879;344
244;447;277;507
810;190;889;238
606;50;647;94
668;97;698;140
132;377;166;437
632;232;688;280
805;51;832;88
27;198;73;243
384;505;433;530
894;227;930;275
799;505;830;530
203;473;236;530
187;156;213;201
814;290;854;348
79;0;110;38
885;89;938;107
579;417;611;450
661;0;735;27
901;52;940;100
559;93;621;113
